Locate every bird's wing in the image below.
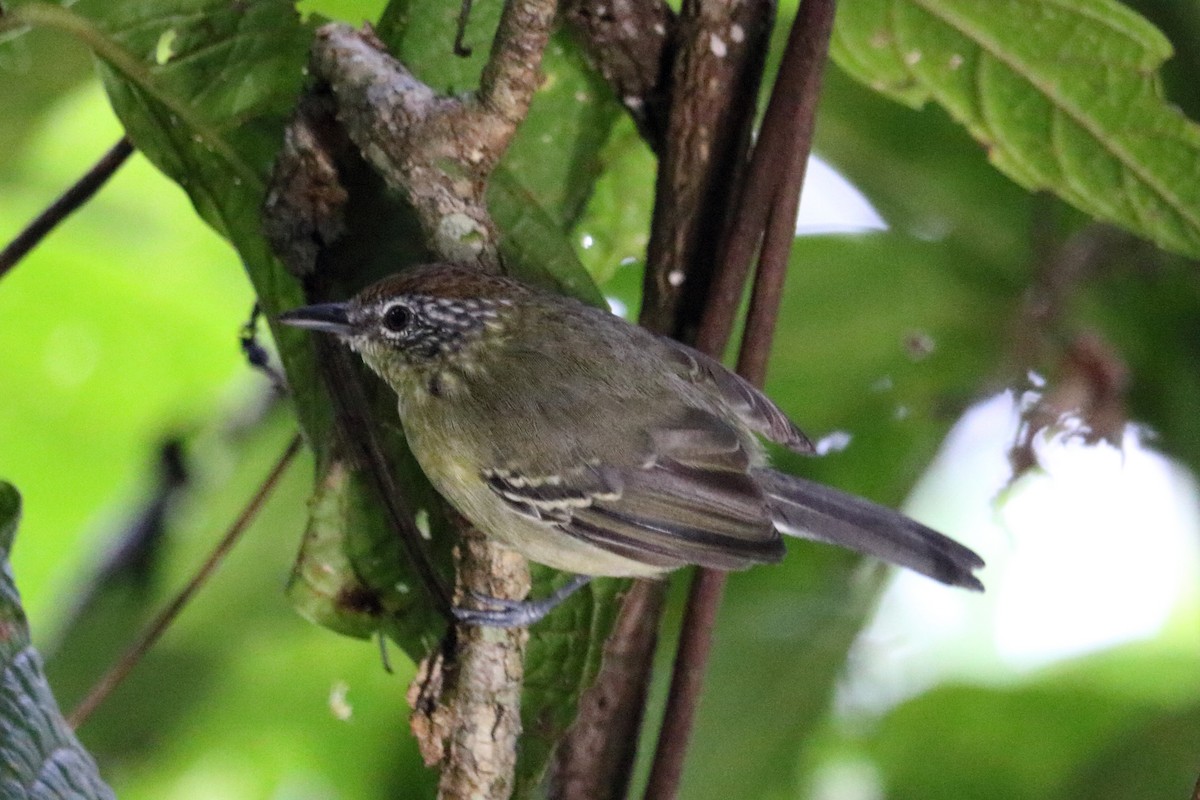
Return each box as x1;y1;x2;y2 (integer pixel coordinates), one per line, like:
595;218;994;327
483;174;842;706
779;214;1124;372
658;337;815;454
483;408;784;571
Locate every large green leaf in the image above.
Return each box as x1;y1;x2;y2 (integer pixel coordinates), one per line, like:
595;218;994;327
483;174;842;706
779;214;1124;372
831;0;1200;258
0;483;115;800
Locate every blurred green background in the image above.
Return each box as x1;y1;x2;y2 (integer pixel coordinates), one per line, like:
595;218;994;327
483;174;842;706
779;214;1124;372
2;1;1199;798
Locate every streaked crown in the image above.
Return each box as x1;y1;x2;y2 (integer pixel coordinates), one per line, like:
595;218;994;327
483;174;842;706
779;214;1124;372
350;264;523;364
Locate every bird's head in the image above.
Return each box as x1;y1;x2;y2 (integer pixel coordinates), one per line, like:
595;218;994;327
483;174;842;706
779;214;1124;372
278;264;526;385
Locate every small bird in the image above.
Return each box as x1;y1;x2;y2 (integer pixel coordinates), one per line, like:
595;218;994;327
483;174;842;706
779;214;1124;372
280;264;983;626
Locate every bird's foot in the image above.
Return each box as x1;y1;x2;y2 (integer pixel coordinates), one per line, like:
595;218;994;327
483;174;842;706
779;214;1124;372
451;574;592;628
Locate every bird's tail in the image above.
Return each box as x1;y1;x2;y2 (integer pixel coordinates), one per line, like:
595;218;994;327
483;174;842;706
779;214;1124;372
754;468;985;590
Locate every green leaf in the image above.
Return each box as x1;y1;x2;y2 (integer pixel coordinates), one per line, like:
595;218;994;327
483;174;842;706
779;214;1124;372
498;32;620;231
831;0;1200;258
0;483;116;800
286;452;452;654
573;118;657;287
490;169;607;308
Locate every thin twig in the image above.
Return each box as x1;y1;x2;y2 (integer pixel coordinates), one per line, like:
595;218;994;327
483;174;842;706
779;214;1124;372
645;2;838;797
642;569;726;800
0;137;133;280
240;302;290;395
67;434;303;730
454;0;474;57
735;66;822;387
694;0;834;357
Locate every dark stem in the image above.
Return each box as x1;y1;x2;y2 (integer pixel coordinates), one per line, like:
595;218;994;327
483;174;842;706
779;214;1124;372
645;2;837;797
240;302;290;395
694;0;834;356
547;579;668;800
641;568;726;800
735;60;822;386
641;0;776;338
560;0;677;154
67;434;302;729
0;136;133;280
454;0;474;57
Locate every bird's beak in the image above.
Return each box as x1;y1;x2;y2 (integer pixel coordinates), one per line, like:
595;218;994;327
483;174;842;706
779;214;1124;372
277;302;355;336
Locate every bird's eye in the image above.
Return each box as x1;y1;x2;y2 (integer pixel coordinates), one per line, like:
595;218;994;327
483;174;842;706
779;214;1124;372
382;305;411;333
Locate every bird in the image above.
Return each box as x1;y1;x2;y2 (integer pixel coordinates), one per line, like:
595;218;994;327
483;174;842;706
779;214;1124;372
279;263;984;626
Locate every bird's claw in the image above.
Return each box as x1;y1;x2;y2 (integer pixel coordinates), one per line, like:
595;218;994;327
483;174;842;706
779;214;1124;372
450;574;593;628
463;590;528;613
451;597;550;628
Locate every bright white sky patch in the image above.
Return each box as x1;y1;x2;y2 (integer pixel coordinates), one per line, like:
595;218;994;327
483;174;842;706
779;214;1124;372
992;425;1197;668
796;155;888;235
836;391;1200;717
